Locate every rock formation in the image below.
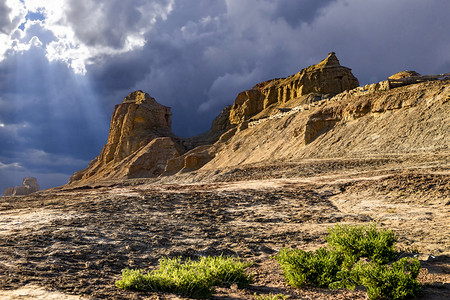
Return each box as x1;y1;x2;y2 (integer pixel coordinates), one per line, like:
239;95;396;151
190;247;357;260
3;177;40;196
388;70;421;80
163;145;217;175
100;90;173;164
204;78;449;170
228;52;359;124
68;53;449;186
69;91;183;183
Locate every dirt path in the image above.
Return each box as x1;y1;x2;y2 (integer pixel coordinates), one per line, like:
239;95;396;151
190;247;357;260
0;165;449;299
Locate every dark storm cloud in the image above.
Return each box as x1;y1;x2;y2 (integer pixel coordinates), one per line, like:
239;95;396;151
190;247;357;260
65;0;173;49
297;0;450;84
66;0;141;48
271;0;338;27
0;47;108;192
78;0;450;135
1;0;450;193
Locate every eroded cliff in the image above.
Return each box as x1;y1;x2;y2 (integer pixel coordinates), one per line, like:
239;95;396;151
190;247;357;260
69;91;183;183
68;54;449;185
228;52;359;124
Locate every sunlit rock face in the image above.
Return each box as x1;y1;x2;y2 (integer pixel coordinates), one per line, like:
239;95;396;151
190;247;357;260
100;90;173;164
68;91;182;184
3;177;40;196
388;70;421;80
229;52;359;124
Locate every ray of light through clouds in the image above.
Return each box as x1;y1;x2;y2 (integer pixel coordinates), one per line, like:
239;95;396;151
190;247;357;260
0;0;449;192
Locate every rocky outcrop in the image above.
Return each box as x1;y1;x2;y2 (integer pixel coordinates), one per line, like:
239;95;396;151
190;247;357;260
163;145;217;175
3;177;40;196
388;70;421;80
68;54;449;185
387;71;450;89
229;52;359;124
69;91;183;184
100;90;173;164
204;78;450;170
126;137;184;178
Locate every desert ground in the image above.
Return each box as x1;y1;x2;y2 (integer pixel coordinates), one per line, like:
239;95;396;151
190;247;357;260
0;154;449;299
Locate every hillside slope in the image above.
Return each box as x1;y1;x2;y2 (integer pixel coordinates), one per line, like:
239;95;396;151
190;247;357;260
203;79;449;170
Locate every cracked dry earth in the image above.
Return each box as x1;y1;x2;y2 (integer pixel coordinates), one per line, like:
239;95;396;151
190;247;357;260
0;165;449;299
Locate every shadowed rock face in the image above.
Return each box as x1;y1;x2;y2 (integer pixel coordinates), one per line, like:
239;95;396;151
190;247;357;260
3;177;40;196
229;52;359;124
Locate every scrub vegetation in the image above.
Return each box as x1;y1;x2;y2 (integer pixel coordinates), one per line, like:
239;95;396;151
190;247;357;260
115;255;253;298
276;223;422;300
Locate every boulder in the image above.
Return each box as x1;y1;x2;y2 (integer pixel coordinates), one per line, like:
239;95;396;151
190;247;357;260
229;52;359;124
3;177;40;196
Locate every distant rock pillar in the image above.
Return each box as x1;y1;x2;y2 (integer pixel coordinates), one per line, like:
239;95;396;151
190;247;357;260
3;177;40;196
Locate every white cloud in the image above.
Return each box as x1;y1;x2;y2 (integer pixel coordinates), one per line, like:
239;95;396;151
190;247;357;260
34;0;174;74
0;161;23;170
0;0;27;61
1;0;175;74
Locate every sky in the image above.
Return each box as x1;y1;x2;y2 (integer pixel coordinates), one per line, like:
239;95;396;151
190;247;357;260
0;0;449;192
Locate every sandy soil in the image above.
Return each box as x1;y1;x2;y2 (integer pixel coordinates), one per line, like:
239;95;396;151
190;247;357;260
0;157;449;299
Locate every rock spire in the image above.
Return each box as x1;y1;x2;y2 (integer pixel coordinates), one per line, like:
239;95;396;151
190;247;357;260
69;91;182;183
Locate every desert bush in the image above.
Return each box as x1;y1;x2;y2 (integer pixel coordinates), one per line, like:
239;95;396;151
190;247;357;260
116;255;253;299
254;292;290;300
276;223;421;300
326;223;397;264
330;257;422;300
276;247;344;287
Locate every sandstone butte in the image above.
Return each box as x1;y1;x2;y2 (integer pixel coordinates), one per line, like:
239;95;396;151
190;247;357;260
68;53;450;185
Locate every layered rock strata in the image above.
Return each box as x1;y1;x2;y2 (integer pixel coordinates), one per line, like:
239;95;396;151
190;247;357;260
68;53;449;186
229;52;359;124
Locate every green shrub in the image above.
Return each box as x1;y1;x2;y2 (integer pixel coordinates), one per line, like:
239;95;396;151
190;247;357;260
276;247;344;287
254;292;290;300
330;257;422;300
116;256;253;299
276;223;422;300
326;223;397;264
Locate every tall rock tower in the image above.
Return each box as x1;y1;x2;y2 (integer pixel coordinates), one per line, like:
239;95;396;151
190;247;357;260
69;91;183;184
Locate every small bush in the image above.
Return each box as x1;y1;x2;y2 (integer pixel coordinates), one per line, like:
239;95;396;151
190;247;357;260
330;257;422;300
326;223;397;264
276;223;422;300
116;256;253;299
276;247;344;287
254;292;290;300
